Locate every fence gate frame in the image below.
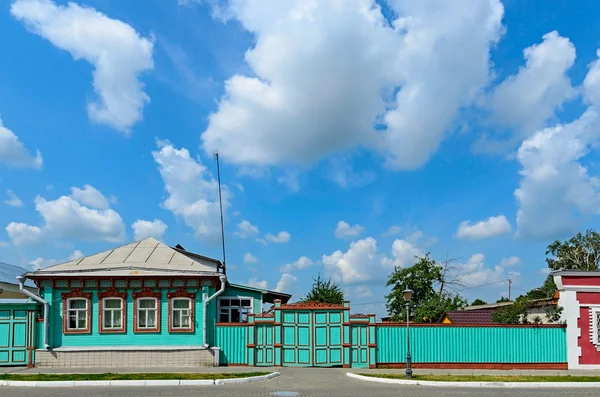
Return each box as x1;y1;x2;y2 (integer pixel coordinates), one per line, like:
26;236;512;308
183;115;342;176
0;302;38;367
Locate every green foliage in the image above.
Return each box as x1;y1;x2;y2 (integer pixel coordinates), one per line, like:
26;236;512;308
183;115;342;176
303;275;344;304
524;275;557;300
546;229;600;271
496;297;510;303
492;298;530;324
470;298;487;306
385;254;466;323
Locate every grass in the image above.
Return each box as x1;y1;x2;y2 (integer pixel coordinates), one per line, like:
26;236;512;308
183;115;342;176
0;372;270;382
357;373;600;383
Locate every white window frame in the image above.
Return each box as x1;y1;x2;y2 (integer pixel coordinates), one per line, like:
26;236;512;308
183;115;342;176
591;307;600;350
171;298;192;330
102;297;124;330
66;298;88;331
137;297;158;330
217;296;253;323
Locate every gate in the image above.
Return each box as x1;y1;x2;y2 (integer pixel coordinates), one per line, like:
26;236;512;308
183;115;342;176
0;302;37;367
282;311;312;366
350;324;369;368
314;311;343;366
255;323;275;366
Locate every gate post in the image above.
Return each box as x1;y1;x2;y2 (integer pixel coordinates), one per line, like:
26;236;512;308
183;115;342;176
247;314;255;366
368;314;377;368
343;301;351;368
273;299;282;366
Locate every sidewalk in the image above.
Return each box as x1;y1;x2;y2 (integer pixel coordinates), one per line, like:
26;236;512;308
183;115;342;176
2;366;600;377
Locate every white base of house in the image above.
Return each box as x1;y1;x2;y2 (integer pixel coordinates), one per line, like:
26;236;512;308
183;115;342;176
35;347;220;368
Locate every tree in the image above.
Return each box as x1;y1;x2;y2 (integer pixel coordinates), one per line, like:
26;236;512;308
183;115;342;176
303;275;344;304
470;298;487;306
524;275;557;300
385;254;467;323
496;297;510;303
546;229;600;271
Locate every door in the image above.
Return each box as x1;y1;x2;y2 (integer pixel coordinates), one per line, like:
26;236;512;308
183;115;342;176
282;311;312;366
255;324;274;366
0;307;31;366
350;325;369;368
313;311;343;366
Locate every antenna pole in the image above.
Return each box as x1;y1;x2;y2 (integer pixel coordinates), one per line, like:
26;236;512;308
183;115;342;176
508;278;512;301
215;152;226;275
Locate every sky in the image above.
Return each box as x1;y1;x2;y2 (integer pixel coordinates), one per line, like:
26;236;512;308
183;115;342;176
1;0;600;318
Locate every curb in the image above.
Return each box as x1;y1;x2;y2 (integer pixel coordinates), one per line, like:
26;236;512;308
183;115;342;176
0;372;280;388
346;373;600;388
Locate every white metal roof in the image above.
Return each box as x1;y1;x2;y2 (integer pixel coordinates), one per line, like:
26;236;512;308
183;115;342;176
27;237;222;277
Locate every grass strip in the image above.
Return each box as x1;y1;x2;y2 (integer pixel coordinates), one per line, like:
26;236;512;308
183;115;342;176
0;372;269;382
357;374;600;382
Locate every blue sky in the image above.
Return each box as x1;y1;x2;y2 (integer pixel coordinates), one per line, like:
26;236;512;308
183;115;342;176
1;0;600;318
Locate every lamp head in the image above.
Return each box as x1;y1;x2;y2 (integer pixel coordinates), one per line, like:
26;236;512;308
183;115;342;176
402;288;413;303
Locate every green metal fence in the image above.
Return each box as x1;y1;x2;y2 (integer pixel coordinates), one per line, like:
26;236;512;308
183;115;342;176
215;324;247;365
376;324;567;364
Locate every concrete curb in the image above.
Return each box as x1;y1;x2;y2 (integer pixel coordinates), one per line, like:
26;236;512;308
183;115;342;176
346;373;600;388
0;372;281;388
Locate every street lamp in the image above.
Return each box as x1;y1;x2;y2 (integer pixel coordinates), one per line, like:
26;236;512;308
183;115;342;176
403;288;413;379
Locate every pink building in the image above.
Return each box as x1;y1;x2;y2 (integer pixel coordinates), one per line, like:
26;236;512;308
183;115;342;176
555;271;600;369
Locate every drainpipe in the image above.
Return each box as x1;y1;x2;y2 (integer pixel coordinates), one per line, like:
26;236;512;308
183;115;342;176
203;275;227;348
17;275;50;349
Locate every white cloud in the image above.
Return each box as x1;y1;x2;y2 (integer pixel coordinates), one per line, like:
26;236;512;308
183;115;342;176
390;239;423;268
456;253;517;288
11;0;154;132
247;277;268;290
276;273;297;293
70;185;109;209
243;252;258;264
201;0;504;170
277;171;300;192
456;215;511;240
4;189;23;208
499;256;520;267
280;256;314;272
335;221;364;239
490;31;576;136
383;225;401;236
0;116;42;169
34;193;125;242
29;257;57;270
265;231;291;244
152;140;229;245
6;222;44;246
326;156;375;189
132;219;168;241
234;220;259;239
68;250;84;261
347;285;373;299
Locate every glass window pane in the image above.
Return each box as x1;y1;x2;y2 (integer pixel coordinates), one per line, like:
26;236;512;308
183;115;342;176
173;313;180;328
240;299;251;307
220;299;230;307
174;299;189;309
147;311;156;327
105;299;121;309
78;312;86;329
181;313;190;327
113;312;122;328
69;299;86;309
230;299;240;307
139;311;147;327
231;308;240;322
104;314;111;328
139;299;155;309
69;313;77;329
219;310;229;323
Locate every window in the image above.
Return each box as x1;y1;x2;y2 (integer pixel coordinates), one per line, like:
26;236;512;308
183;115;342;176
172;298;191;329
218;297;252;323
103;298;123;330
67;299;88;330
137;298;158;329
61;288;91;334
592;308;600;347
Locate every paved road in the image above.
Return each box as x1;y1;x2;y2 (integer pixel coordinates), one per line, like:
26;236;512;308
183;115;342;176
2;368;598;396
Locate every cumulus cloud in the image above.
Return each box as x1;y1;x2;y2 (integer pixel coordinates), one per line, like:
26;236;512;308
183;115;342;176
499;256;520;267
243;252;258;264
383;225;401;236
29;257;57;270
0;116;42;169
280;256;314;273
132;219;168;241
247;277;268;290
68;249;84;261
4;190;23;208
265;231;291;243
276;273;297;293
11;0;154;132
70;185;110;209
456;215;511;240
6;222;44;246
152;140;229;245
456;253;518;288
335;221;364;239
201;0;504;170
234;220;259;239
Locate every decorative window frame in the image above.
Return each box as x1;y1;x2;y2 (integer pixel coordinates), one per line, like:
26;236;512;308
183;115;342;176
97;288;127;334
61;289;92;334
167;289;195;333
591;307;600;351
217;296;254;323
133;288;162;333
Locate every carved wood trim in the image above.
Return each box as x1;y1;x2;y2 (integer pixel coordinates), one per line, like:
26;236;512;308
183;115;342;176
61;289;92;335
98;288;127;334
168;289;195;333
133;288;161;333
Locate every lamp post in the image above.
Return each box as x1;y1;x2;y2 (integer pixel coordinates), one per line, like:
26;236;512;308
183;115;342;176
403;288;413;379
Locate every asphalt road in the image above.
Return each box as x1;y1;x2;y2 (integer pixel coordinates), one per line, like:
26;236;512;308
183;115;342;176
1;369;599;396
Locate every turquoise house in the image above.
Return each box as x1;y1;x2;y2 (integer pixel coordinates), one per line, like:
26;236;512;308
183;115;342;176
22;237;290;368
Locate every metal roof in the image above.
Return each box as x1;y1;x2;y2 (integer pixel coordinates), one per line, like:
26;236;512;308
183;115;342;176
27;237;223;277
0;262;34;287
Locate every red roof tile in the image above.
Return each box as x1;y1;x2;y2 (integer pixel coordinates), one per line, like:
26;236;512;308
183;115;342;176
444;309;497;324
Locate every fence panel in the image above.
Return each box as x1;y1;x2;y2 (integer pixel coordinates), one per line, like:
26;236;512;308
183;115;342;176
215;324;247;365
